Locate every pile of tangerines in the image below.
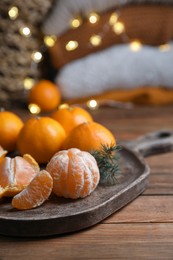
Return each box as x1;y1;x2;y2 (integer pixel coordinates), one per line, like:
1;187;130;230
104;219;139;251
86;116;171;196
0;80;116;211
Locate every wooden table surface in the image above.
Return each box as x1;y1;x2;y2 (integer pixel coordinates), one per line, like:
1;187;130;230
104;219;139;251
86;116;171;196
0;104;173;259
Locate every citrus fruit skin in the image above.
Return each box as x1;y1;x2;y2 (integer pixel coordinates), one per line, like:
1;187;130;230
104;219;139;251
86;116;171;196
0;111;24;151
12;170;53;210
46;148;100;199
0;146;7;160
51;105;93;135
28;80;61;112
62;122;116;152
17;117;66;164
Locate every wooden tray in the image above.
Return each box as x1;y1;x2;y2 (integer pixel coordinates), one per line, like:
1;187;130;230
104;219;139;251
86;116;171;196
0;130;173;237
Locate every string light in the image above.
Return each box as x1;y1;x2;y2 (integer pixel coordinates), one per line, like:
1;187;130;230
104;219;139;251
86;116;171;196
19;26;31;37
109;12;119;25
87;99;99;110
88;12;100;24
44;35;57;47
28;104;41;114
129;40;142;52
70;17;82;28
112;21;125;35
65;40;78;51
8;6;19;20
89;35;102;46
31;51;43;62
23;77;35;90
159;43;171;52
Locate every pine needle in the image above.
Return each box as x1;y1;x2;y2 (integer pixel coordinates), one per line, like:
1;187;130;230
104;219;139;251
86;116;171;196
90;144;121;185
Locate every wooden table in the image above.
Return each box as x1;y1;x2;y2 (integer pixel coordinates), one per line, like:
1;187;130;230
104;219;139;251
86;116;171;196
1;104;173;259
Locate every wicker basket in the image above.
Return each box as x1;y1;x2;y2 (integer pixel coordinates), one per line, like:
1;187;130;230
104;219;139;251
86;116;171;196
0;0;54;107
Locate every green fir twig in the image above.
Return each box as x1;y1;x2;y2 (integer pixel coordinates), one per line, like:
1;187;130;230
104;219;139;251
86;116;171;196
90;144;121;185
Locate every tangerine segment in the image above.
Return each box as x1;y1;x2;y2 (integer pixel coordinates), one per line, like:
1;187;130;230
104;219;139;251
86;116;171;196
17;117;66;164
12;170;53;210
0;154;39;198
12;155;39;187
23;154;40;173
62;122;116;152
46;148;100;199
51;105;93;135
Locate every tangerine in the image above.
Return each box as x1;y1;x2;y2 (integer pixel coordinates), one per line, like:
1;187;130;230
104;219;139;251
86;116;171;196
28;80;61;112
51;104;93;135
12;170;53;210
46;148;100;199
0;154;39;198
62;122;116;152
17;117;66;164
0;110;24;151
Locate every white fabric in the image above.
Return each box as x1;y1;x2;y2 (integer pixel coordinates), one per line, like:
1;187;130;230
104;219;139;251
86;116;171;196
55;43;173;99
42;0;172;36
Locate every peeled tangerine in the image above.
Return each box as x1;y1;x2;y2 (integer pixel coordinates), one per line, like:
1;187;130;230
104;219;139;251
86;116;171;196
0;154;39;198
46;148;100;199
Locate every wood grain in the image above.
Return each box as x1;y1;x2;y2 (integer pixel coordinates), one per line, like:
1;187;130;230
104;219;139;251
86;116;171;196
104;195;173;223
0;224;173;259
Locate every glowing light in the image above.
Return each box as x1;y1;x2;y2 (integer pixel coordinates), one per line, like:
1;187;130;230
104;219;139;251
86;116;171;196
129;40;142;52
89;35;102;46
113;21;125;35
28;103;41;115
31;51;42;62
88;12;100;24
8;6;19;20
159;43;171;52
19;27;31;37
87;99;98;110
109;12;119;25
44;35;57;47
23;77;35;90
58;103;69;110
65;41;78;51
70;17;82;28
28;104;41;114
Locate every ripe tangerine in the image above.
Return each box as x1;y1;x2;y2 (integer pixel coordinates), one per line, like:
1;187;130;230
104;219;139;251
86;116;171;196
62;121;116;152
28;80;61;112
17;117;66;164
0;110;24;151
51;104;93;135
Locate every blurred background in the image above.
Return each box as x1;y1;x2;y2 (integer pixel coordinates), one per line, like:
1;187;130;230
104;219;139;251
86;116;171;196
1;0;173;109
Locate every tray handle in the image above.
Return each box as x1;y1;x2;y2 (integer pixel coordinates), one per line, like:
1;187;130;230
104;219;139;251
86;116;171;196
125;130;173;157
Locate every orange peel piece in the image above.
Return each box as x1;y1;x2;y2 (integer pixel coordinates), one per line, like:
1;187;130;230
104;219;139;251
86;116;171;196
0;146;7;160
0;154;39;198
